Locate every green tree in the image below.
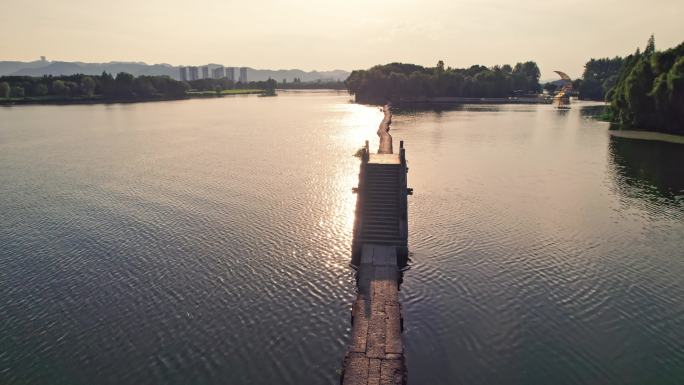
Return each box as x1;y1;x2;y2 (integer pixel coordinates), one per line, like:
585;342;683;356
169;80;190;97
133;77;157;97
51;80;68;96
64;81;79;96
0;82;9;98
579;56;624;100
115;72;134;84
111;72;135;98
543;83;558;94
10;86;25;98
33;83;48;96
436;60;445;74
513;61;541;92
572;78;582;92
644;34;655;57
665;57;684;129
80;76;96;97
623;58;655;123
609;36;684;133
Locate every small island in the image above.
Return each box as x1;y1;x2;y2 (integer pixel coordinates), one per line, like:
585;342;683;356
345;60;543;104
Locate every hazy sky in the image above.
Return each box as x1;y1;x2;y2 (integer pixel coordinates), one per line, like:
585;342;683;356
1;0;682;79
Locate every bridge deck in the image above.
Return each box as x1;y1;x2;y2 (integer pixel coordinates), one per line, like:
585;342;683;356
356;162;404;247
342;244;404;385
368;153;401;165
343;106;408;384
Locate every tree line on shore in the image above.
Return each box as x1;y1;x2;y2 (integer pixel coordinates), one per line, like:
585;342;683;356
572;36;684;133
574;57;625;100
0;73;290;101
540;58;625;101
345;61;542;103
0;72;351;101
609;36;684;134
0;73;190;100
346;36;682;134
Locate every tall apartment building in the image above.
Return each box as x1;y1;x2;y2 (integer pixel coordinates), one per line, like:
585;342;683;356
202;66;209;79
212;66;225;79
239;67;248;83
188;66;199;81
225;67;235;82
179;67;187;81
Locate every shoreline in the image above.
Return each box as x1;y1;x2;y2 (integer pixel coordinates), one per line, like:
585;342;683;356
610;130;684;145
0;90;266;107
0;96;188;106
356;96;553;106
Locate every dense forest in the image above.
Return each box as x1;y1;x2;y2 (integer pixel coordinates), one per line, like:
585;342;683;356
0;73;189;101
0;73;281;102
345;61;541;104
575;57;625;100
609;36;684;134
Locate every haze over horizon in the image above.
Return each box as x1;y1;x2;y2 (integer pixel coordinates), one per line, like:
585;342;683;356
1;0;682;79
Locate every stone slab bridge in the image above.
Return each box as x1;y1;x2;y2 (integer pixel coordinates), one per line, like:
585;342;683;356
341;105;411;385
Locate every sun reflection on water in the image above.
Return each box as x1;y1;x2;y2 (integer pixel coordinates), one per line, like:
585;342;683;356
319;103;383;256
332;102;383;149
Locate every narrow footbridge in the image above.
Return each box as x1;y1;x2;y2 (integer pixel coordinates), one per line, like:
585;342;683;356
341;106;411;385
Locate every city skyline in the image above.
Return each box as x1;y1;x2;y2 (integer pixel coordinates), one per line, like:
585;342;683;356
1;0;682;79
179;66;244;81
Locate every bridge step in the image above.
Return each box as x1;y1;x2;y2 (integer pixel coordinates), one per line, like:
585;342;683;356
362;228;399;235
363;218;398;223
359;235;403;242
364;203;399;207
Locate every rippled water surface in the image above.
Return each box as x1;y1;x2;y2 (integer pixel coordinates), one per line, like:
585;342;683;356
1;92;683;385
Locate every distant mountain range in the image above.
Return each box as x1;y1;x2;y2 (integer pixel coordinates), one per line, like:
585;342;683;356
0;60;350;82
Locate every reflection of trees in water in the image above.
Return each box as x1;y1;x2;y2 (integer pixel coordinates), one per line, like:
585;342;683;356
579;105;606;118
609;135;684;204
555;107;570;116
392;104;466;115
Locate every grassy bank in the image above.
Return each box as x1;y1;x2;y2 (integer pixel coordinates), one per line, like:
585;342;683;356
0;89;270;105
609;130;684;145
0;95;186;105
187;89;264;97
222;89;263;95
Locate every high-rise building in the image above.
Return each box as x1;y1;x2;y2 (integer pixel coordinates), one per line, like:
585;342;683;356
188;66;199;81
225;67;235;82
239;67;248;83
179;67;188;81
202;66;209;79
212;66;225;79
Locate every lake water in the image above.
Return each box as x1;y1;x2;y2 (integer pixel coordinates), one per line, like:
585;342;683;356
1;91;683;385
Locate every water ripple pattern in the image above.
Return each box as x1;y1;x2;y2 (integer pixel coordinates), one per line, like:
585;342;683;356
397;104;684;385
1;95;684;385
